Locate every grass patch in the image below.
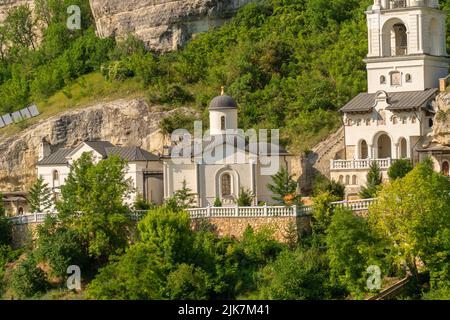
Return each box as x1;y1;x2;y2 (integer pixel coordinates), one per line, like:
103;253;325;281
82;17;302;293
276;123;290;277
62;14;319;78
0;72;146;138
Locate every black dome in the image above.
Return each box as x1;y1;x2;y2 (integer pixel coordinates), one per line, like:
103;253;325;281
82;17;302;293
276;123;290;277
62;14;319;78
209;95;237;110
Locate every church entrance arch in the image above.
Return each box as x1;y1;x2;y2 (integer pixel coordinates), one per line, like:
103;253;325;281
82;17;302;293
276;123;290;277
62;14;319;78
375;133;392;159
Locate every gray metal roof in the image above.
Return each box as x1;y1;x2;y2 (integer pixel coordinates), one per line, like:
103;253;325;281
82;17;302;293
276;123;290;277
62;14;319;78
340;88;438;113
37;148;74;165
38;143;160;165
105;147;160;161
83;141;115;157
209;95;238;110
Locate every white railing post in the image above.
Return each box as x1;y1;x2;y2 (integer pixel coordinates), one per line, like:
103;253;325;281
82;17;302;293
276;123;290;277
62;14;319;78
235;205;239;217
292;205;297;216
264;204;268;216
207;205;211;218
34;212;37;223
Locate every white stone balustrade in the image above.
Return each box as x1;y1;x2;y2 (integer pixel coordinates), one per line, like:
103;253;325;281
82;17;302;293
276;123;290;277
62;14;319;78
330;158;394;170
8;199;377;225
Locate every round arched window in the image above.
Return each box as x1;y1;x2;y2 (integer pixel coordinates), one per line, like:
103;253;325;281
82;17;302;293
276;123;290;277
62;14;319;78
405;74;412;82
221;173;232;196
380;75;386;84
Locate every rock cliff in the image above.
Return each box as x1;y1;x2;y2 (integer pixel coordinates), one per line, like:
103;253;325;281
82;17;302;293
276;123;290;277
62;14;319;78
0;0;34;22
0;99;193;191
89;0;255;52
432;92;450;146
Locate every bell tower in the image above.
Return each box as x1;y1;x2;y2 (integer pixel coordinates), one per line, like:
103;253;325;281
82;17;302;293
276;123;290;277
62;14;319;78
366;0;449;93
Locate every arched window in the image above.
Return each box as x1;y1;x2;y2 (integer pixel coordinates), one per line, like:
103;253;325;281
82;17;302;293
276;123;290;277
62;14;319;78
18;207;24;215
405;74;412;83
442;161;449;177
429;118;434;128
221;173;231;196
380;75;386;84
393;23;408;56
345;175;350;185
52;170;60;188
220;116;226;131
392;116;398;124
338;175;344;184
352;175;357;185
360;140;368;159
399;138;407;159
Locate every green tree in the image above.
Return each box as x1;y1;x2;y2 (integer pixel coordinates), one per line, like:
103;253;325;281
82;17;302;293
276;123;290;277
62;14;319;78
35;216;88;278
56;152;132;264
29;176;54;213
164;179;196;211
4;5;36;50
387;159;413;180
359;161;383;199
10;255;48;299
267;167;299;205
311;192;340;235
368;160;450;284
236;187;255;206
259;247;338;300
326;208;384;298
166;264;212;300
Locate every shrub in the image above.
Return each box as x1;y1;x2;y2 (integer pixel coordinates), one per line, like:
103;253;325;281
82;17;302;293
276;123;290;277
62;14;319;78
312;174;345;200
258;247;336;300
35;216;88;278
166;264;211;300
213;197;222;207
388;159;413;180
359;161;383;199
10;255;48;299
236;188;254;206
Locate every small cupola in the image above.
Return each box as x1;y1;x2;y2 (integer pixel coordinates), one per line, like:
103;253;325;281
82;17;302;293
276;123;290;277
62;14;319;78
209;87;238;135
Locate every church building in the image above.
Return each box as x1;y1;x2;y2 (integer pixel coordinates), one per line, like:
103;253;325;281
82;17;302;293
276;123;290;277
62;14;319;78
163;92;296;207
330;0;450;195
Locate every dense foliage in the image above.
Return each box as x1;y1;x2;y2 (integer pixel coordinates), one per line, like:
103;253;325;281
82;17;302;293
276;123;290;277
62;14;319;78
29;176;54;213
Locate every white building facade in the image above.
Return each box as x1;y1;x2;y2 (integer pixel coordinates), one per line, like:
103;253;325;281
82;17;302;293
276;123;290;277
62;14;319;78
163;94;296;207
330;0;450;195
37;141;164;205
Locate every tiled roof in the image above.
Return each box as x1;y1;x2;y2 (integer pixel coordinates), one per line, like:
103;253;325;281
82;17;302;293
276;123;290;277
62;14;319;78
340;88;438;113
37;148;74;165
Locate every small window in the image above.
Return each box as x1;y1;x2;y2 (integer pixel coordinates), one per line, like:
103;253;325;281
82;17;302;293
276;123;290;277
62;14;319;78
338;175;344;184
380;75;386;84
390;71;401;86
429;118;434;128
411;116;417;124
220;116;226;131
352;175;357;185
392;116;398;124
345;175;350;185
405;74;412;83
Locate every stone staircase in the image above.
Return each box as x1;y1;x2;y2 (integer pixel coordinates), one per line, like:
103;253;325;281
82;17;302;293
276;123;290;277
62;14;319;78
300;127;345;193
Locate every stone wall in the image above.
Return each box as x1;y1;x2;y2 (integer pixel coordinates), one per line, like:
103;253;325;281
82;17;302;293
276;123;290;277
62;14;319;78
191;216;312;243
11;215;312;247
11;223;38;248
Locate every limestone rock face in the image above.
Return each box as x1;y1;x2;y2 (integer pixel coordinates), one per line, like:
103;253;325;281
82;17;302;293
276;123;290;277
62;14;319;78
89;0;255;52
0;99;194;191
0;0;34;22
432;92;450;146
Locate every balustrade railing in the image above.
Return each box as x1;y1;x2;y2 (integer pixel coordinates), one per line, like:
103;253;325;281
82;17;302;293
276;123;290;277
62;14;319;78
8;199;377;225
331;158;394;170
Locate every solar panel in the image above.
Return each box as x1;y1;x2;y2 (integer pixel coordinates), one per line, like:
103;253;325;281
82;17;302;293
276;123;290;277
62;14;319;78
20;108;32;119
28;104;40;117
12;111;24;123
2;114;12;125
